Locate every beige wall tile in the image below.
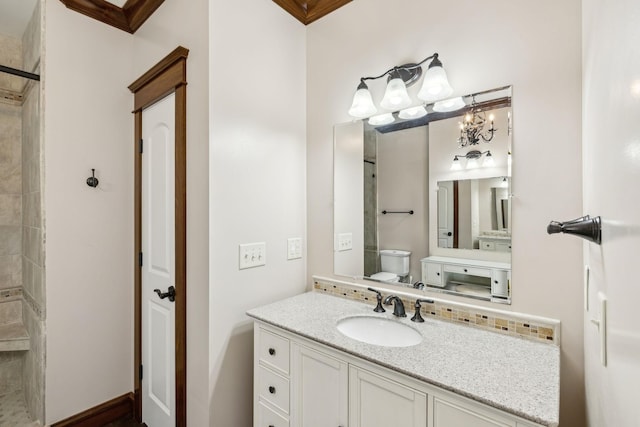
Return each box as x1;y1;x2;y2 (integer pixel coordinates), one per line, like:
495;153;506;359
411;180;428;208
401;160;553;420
0;226;21;256
0;255;21;289
22;227;42;266
22;192;41;228
0;194;22;225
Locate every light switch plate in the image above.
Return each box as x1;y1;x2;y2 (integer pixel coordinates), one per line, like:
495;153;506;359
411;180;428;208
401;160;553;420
337;233;353;252
239;242;266;269
287;237;302;260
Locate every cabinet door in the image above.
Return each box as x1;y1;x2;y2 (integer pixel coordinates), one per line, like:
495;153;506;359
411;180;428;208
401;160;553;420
349;366;427;427
291;343;348;427
423;262;443;286
432;396;514;427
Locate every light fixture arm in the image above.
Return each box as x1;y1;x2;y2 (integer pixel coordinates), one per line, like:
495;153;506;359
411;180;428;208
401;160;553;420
358;53;439;84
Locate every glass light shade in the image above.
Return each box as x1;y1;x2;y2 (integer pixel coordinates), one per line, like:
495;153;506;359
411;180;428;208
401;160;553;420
368;113;395;126
380;77;412;110
398;106;427;120
418;65;453;102
450;157;462;171
432;97;466;112
466;157;479;169
348;86;377;118
483;152;495;167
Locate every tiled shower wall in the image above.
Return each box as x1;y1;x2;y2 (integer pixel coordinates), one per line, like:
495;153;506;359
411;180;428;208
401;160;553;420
21;2;45;422
0;1;44;423
0;35;23;299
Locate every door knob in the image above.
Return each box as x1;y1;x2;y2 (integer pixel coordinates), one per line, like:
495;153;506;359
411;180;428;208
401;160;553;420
153;286;176;302
447;232;452;236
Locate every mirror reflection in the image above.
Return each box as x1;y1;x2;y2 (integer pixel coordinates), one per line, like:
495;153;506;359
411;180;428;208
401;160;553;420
437;177;511;251
334;86;512;303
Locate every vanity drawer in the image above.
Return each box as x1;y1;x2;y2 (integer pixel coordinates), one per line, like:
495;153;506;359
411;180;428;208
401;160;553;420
258;327;290;375
444;264;491;278
257;401;289;427
423;262;443;286
495;242;511;252
258;365;290;414
480;240;495;251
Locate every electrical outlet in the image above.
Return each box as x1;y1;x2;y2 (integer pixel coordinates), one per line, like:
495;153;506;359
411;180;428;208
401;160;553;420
239;242;266;269
337;233;353;252
287;237;303;260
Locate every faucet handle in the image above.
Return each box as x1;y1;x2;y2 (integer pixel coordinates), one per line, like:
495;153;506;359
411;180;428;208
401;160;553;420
367;287;386;313
411;298;434;323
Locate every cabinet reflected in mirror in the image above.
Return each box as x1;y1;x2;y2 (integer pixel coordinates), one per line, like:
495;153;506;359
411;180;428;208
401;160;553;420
334;86;512;303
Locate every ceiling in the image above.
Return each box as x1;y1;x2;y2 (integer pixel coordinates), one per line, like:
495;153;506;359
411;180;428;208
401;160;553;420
0;0;38;38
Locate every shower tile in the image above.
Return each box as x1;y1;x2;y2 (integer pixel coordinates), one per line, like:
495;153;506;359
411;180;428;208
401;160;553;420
22;193;41;228
0;300;21;325
0;105;22;195
0;353;23;395
0;390;38;427
0;195;22;226
22;228;42;267
0;255;21;290
0;226;21;256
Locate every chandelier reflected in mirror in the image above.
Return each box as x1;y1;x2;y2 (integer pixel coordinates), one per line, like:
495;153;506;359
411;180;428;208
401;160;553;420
457;97;497;147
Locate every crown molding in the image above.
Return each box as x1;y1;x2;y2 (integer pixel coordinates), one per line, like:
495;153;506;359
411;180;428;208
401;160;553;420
59;0;164;33
272;0;352;25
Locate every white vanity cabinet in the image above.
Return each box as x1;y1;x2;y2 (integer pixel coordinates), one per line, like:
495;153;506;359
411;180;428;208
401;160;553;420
253;322;547;427
421;256;511;299
290;342;348;427
478;236;512;253
349;366;426;427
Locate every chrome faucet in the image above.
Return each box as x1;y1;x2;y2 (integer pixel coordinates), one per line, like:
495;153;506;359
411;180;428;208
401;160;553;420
383;295;406;317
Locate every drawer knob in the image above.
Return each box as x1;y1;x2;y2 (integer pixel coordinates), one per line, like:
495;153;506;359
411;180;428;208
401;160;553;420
464;268;468;272
268;348;276;356
269;386;276;394
436;272;440;276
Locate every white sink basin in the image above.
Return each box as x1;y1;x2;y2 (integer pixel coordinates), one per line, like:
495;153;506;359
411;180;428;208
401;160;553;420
336;316;423;347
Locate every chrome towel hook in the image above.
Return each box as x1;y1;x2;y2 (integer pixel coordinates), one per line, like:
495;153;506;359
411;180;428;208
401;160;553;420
547;215;602;245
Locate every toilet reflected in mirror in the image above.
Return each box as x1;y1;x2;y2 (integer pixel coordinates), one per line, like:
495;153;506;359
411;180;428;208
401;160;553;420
369;250;411;283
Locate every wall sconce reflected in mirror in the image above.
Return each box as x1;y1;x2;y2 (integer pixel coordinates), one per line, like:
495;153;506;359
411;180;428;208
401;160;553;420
450;150;494;170
349;53;454;120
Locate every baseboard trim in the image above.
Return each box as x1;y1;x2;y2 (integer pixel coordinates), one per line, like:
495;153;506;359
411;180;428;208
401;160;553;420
51;392;134;427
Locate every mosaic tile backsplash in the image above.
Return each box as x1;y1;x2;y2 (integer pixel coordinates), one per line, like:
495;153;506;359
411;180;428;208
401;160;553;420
313;277;559;345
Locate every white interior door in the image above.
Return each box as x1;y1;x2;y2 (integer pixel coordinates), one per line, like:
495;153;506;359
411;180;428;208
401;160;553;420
583;0;640;425
437;181;454;247
142;92;176;427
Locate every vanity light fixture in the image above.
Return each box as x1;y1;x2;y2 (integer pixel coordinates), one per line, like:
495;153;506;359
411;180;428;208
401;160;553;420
348;53;454;119
451;150;495;170
457;97;497;147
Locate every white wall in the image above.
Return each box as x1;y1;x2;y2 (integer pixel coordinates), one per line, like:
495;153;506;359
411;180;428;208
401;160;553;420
334;121;364;277
306;1;584;425
208;1;307;425
44;1;134;422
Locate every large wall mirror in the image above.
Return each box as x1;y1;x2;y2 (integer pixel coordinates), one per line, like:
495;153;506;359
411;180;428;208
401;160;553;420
334;86;512;303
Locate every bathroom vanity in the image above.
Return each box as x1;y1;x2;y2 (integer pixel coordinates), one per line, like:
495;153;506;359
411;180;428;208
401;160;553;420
248;292;559;427
421;256;511;302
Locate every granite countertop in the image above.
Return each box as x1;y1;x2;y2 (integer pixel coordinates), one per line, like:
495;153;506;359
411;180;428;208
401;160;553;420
247;292;559;427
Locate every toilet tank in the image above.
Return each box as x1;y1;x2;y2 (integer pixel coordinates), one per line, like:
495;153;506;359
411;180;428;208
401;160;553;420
379;250;411;276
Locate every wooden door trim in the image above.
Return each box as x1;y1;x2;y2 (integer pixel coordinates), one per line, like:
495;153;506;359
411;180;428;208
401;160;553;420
129;45;189;426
